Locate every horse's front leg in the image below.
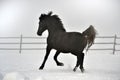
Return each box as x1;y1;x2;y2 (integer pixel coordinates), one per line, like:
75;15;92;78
39;45;52;70
54;51;64;66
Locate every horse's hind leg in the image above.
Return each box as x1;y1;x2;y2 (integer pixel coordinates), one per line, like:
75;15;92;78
54;51;64;66
73;52;85;72
73;54;80;72
39;46;51;70
79;53;85;72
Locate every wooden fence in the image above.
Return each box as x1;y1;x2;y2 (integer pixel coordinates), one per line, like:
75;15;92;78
0;35;120;54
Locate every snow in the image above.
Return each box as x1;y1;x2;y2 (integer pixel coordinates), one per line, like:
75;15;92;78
0;72;3;80
0;51;120;80
3;72;29;80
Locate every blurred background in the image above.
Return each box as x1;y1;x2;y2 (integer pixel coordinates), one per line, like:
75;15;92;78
0;0;120;37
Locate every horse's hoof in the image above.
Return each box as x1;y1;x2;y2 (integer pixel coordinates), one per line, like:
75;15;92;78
57;63;64;66
80;68;85;73
73;67;77;72
39;68;43;70
39;66;44;70
73;69;76;72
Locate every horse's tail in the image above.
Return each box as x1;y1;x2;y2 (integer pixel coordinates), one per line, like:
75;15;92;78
82;25;97;51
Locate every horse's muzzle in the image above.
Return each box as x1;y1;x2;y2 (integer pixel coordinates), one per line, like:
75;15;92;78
37;32;42;36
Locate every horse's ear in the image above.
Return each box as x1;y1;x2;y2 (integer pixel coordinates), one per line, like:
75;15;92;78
48;11;53;16
39;14;46;20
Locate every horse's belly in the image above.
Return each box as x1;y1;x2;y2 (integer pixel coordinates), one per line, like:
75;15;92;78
53;42;85;53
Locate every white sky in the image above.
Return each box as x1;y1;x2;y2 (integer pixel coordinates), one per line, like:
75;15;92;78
0;0;120;36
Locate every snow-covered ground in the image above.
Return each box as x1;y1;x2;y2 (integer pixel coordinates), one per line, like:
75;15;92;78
0;50;120;80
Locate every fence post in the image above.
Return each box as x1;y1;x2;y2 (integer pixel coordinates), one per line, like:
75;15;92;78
113;34;117;54
19;35;23;54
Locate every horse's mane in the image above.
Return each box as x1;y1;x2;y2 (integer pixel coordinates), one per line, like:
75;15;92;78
40;12;66;31
52;15;66;31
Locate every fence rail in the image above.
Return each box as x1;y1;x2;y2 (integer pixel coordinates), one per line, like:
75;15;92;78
0;35;120;54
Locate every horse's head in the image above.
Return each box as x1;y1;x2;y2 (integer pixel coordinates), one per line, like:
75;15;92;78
37;11;52;36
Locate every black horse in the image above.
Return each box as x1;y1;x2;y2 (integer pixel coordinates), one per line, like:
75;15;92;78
37;12;97;72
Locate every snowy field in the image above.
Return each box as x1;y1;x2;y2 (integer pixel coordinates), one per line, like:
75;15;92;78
0;50;120;80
